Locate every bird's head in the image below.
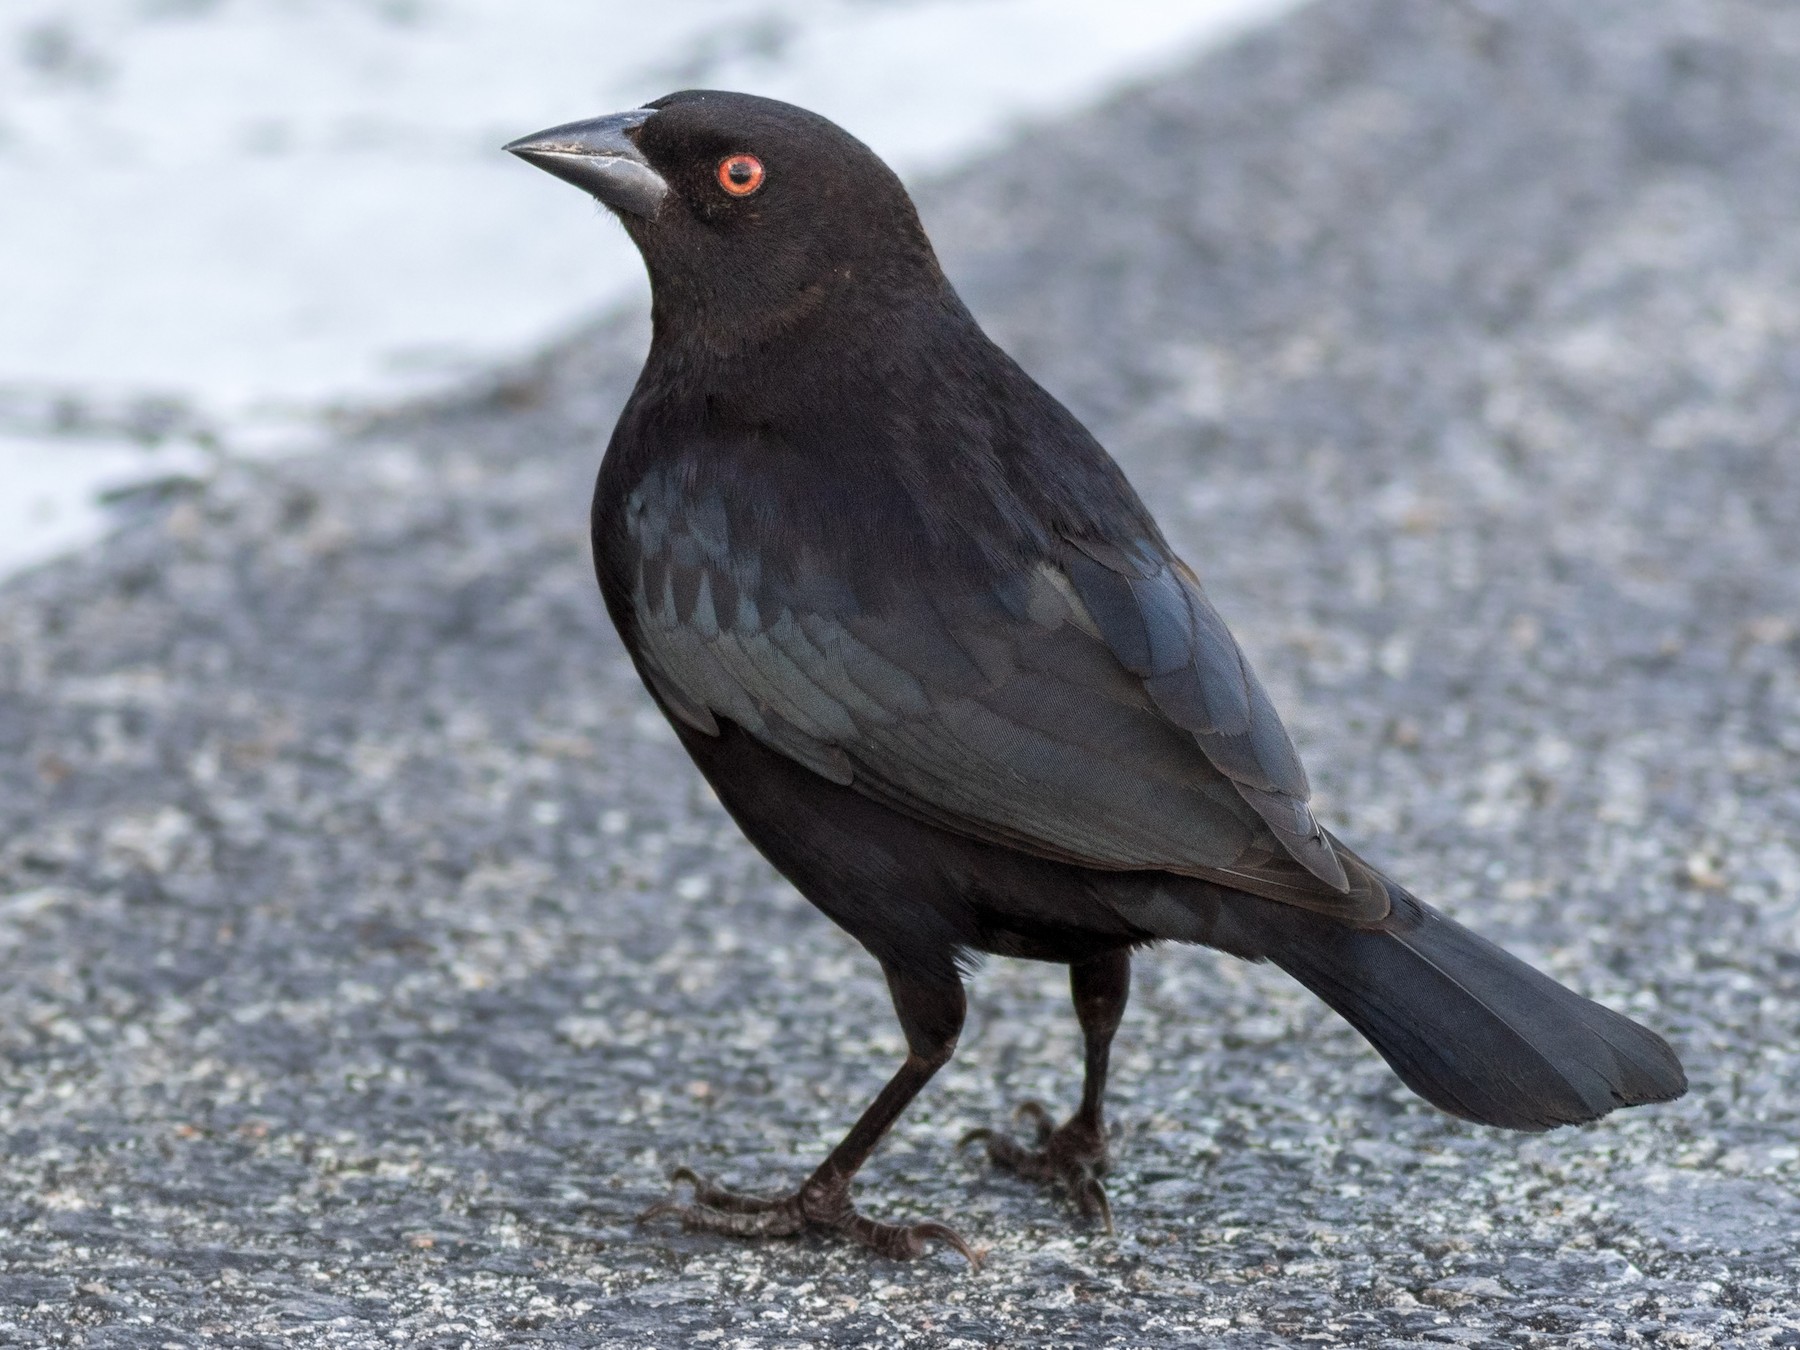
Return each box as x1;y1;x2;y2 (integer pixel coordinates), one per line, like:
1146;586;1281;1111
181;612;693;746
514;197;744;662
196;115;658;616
506;91;947;346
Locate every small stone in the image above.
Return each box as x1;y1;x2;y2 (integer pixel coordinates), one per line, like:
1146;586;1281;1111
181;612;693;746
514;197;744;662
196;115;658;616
1421;1276;1510;1308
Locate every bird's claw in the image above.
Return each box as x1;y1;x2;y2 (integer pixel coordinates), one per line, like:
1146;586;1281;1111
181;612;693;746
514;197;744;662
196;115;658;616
1011;1099;1056;1142
965;1106;1115;1234
639;1168;983;1269
1071;1169;1114;1233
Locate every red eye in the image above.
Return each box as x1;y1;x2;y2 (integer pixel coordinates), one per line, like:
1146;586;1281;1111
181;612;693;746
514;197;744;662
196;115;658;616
717;154;765;196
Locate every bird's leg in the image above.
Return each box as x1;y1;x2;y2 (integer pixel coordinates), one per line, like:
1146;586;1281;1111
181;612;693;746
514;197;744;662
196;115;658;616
640;968;982;1268
963;948;1130;1232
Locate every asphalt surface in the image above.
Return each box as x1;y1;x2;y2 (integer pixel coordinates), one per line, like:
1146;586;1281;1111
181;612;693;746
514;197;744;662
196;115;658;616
4;0;1800;1344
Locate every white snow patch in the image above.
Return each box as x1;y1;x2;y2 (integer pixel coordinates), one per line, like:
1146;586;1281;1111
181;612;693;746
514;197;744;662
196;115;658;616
0;0;1300;574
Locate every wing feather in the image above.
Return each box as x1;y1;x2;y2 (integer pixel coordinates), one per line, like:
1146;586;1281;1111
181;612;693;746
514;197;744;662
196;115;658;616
627;486;1383;920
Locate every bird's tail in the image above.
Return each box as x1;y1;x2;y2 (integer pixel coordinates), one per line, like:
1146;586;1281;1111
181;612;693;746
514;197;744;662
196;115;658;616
1243;879;1686;1131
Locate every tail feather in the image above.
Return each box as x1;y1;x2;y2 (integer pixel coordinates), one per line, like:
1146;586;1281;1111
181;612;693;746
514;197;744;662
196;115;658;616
1243;881;1686;1131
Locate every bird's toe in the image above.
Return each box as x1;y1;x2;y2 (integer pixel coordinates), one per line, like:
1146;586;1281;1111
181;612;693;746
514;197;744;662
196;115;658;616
833;1211;984;1269
1071;1167;1114;1235
637;1167;805;1235
663;1166;790;1214
964;1106;1114;1230
638;1166;980;1265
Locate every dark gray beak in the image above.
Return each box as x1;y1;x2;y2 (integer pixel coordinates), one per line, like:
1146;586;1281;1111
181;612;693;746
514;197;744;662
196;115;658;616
504;109;667;219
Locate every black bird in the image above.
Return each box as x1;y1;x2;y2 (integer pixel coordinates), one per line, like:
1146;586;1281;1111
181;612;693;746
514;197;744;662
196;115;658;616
505;92;1685;1266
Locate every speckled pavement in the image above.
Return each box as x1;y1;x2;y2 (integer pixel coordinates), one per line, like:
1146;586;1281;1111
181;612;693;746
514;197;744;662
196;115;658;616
4;0;1800;1344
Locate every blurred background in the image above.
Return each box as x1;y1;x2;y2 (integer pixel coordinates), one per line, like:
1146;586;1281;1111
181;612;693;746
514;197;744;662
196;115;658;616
4;0;1799;1342
0;0;1291;574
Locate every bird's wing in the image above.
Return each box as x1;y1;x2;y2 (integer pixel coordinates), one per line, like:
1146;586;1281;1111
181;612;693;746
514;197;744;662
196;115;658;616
1055;532;1351;891
626;485;1386;921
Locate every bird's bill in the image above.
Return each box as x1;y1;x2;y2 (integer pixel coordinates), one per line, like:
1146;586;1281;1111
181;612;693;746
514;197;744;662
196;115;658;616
504;110;667;218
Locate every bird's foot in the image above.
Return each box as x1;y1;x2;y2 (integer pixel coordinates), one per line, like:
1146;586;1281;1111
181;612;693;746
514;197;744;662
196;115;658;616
637;1166;983;1269
961;1101;1113;1233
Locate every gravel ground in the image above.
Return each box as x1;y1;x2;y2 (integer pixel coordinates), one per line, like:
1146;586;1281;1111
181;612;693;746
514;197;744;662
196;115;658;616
5;0;1800;1344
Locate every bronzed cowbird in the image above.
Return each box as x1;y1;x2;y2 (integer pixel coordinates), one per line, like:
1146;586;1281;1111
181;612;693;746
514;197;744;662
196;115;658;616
505;92;1685;1266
